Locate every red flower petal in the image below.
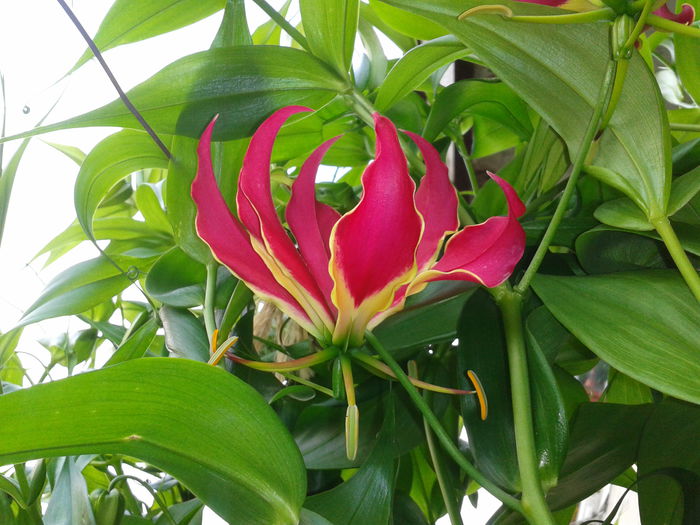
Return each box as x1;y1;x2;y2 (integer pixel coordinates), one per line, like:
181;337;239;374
236;106;335;331
329;114;423;345
286;137;342;313
192;117;317;335
416;172;525;288
653;4;695;25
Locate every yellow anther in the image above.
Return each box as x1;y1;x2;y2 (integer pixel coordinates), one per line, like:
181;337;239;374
467;370;488;421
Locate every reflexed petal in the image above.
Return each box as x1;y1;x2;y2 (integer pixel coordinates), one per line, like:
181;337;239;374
329;114;423;345
653;4;695;25
192;117;317;335
286;137;342;312
413;172;525;289
235;106;335;331
316;202;341;253
403;131;459;273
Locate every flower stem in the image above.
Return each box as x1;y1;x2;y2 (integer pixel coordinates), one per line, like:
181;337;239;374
495;287;556;525
669;122;700;133
204;262;218;340
218;280;253;339
652;217;700;302
364;331;523;513
515;59;617;295
648;15;700;38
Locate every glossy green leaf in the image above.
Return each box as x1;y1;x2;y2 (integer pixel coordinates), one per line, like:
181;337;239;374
375;36;469;111
252;0;291;46
211;0;252;48
423;79;532;142
300;0;359;75
146;247;207;307
386;0;671;220
74;130;168;240
0;358;306;525
676;30;700;105
44;457;95;525
547;403;651;509
601;369;653;405
19;257;132;327
305;402;397;524
358;2;415;52
374;283;475;360
44;141;86;165
105;317;159;366
575;227;666;274
299;508;334;525
134;184;172;235
532;271;700;404
638;402;700;525
159;306;209;361
458;290;567;491
369;0;447;40
4;48;347;143
668;165;700;216
594;197;654;231
0;135;32;247
70;0;227;72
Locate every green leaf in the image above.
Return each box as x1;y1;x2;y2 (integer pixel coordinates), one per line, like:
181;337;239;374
668;165;700;216
358;2;416;52
44;141;86;165
385;0;671;220
601;369;653;405
19;257;132;327
374;283;476;361
638;402;700;525
675;32;700;105
0;135;33;247
252;0;291;46
375;36;469;111
44;457;96;525
457;290;567;491
70;0;227;72
74;130;168;240
146;247;207;307
300;0;359;75
575;227;666;274
211;0;252;48
369;0;447;40
593;198;654;231
134;184;172;235
532;271;700;404
423;79;532;142
0;358;306;525
305;401;398;524
105;317;159;366
4;48;347;143
547;403;651;509
159;306;209;361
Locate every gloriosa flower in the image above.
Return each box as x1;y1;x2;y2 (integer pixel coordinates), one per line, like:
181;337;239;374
192;106;526;349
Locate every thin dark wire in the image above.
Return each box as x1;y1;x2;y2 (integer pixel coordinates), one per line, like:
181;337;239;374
55;0;173;159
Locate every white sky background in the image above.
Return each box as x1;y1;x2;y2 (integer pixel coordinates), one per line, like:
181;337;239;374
0;1;501;522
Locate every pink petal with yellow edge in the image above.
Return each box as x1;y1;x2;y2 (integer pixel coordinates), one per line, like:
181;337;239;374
286;136;342;313
415;172;525;289
654;4;695;25
403;131;459;273
235;106;335;329
192;117;317;336
329;114;423;345
316;202;341;253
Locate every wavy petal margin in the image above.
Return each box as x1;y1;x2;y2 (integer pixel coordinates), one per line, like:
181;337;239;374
192;118;317;336
653;4;695;25
413;172;526;289
329;114;423;345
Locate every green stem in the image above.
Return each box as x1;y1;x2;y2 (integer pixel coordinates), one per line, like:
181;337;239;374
412;363;464;525
495;288;556;525
648;15;700;37
600;58;628;130
249;0;310;51
510;8;615;24
515;59;617;295
669;122;700;133
364;331;522;513
622;0;654;52
204;262;218;340
653;217;700;302
280;372;334;397
218;280;253;339
446;125;479;197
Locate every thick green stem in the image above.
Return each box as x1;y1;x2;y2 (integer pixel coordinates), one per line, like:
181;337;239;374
496;289;556;525
364;331;523;513
653;217;700;302
515;59;617;294
669;122;700;133
648;15;700;37
204;262;218;340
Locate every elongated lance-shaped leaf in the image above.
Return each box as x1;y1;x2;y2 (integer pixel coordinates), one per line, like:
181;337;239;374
300;0;359;76
385;0;671;220
0;358;307;525
2;47;348;144
69;0;228;73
